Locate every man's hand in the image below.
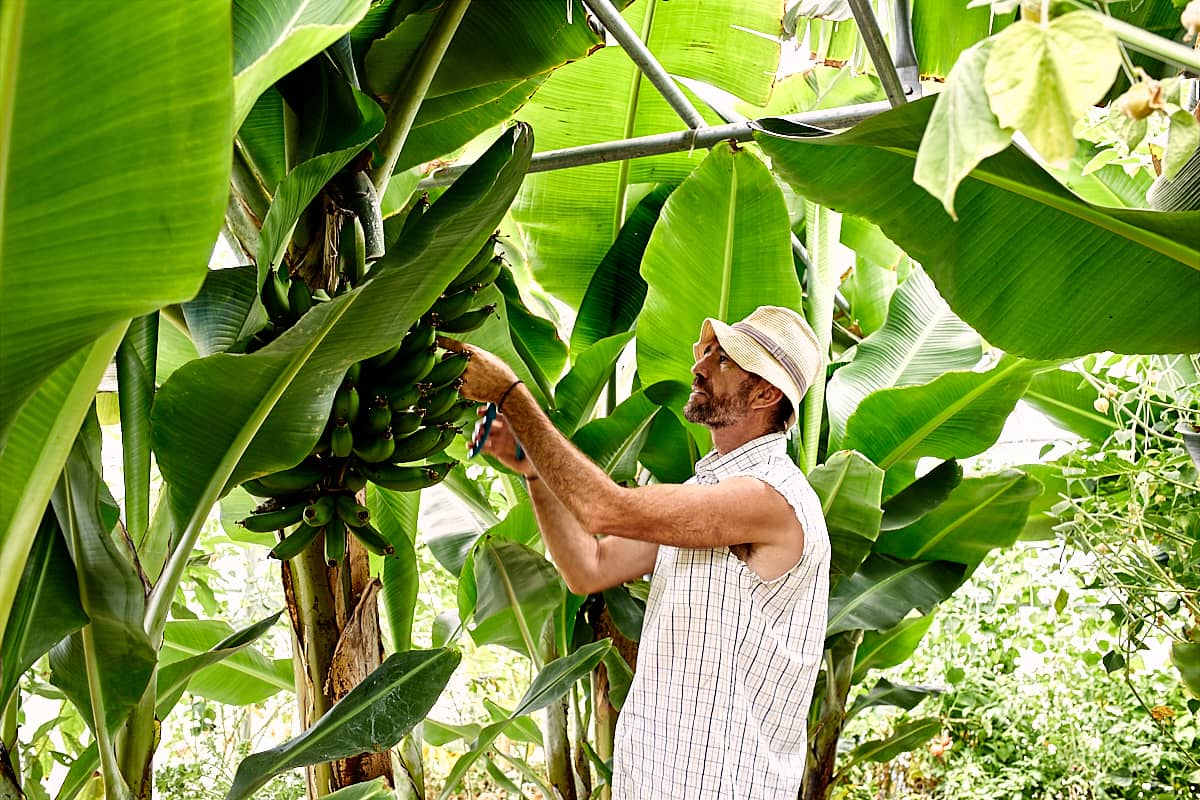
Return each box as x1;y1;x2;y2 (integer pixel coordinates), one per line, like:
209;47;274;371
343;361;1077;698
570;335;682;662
438;338;518;404
473;409;537;477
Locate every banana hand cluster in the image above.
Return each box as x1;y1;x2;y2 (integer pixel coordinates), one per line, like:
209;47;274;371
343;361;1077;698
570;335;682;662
238;223;504;565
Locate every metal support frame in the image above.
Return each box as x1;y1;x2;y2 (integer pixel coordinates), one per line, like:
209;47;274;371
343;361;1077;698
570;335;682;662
890;0;921;100
417;101;889;188
582;0;707;129
846;0;908;107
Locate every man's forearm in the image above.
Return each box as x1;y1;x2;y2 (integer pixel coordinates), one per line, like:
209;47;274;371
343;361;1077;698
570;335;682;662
525;477;600;595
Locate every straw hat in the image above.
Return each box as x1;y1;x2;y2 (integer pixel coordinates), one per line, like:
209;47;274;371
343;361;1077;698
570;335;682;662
693;306;822;429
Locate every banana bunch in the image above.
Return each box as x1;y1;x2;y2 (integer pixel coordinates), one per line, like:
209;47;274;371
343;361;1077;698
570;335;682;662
238;219;505;566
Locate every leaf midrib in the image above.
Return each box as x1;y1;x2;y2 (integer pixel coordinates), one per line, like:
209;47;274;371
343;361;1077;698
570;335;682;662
879;357;1031;469
908;474;1023;559
0;0;24;264
829;561;932;632
160;640;291;691
1023;388;1117;432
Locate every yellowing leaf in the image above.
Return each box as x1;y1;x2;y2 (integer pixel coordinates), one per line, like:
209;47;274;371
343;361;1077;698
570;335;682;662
984;13;1121;166
914;41;1013;219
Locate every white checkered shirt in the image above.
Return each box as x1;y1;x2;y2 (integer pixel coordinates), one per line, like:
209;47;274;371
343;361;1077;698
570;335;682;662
611;433;830;799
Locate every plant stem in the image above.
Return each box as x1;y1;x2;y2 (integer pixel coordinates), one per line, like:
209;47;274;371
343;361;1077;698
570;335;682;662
1;693;18;785
371;0;473;194
1086;10;1200;74
800;203;841;474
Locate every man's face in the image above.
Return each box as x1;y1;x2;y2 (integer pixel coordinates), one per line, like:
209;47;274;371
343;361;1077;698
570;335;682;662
684;338;758;428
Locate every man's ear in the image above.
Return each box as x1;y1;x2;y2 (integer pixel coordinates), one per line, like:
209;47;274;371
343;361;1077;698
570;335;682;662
750;380;784;411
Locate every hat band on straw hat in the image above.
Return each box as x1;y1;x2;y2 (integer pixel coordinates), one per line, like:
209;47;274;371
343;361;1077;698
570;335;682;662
731;321;811;397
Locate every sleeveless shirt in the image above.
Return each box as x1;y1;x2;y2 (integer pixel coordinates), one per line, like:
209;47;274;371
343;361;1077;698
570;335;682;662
611;433;831;800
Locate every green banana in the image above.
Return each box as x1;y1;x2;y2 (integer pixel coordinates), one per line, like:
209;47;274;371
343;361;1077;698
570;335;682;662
353;429;395;463
332;383;360;425
331;420;354;458
345;362;362;387
419;382;461;420
303;495;336;527
467;255;503;290
343;468;367;493
340;214;367;287
288;276;313;317
362;399;393;435
386;384;422;412
260;270;292;325
424;351;470;388
365;343;401;370
240;502;306;532
423;398;476;427
388;346;437;384
358;460;456;492
397;193;429;244
434;304;497;334
390;408;425;438
324;517;347;565
268;523;322;561
336;494;371;527
387;425;444;463
349;522;394;556
429;287;478;326
396;323;436;360
253;461;324;492
446;238;497;293
241;478;296;499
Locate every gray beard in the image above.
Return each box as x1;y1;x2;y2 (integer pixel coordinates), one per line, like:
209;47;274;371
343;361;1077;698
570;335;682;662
682;379;754;428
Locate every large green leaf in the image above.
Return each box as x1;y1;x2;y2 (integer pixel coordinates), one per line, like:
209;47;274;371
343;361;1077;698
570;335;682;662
636;143;801;392
468;539;564;658
638;407;700;485
0;1;230;441
1171;642;1200;698
841;717;941;771
511;0;781;307
874;470;1043;567
845;677;940;722
116;316;159;549
553;333;635;434
226;648;460;800
852;612;936;684
149;126;532;635
437;639;612;800
231;0;370;128
451;284;551;405
808;451;884;578
1017;462;1068;542
843;356;1046;469
879;459;962;531
1022;368;1120;443
755;99;1200;358
570;185;670;355
0;333;122;647
160;620;292;706
826;553;966;636
367;484;421;652
0;510;88;711
911;0;994;80
494;265;568;401
572;390;660;483
48;416;156;735
824;268;981;447
183;266;267;356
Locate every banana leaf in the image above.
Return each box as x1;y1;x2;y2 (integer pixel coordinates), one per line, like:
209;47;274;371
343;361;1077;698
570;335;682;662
1017;462;1068;542
0;511;88;711
845;677;940;722
160;620;292;706
231;0;370;128
553;333;635;434
851;612;936;684
755;99;1200;358
570;185;670;355
826;554;966;636
0;0;229;443
437;638;612;800
453;284;553;406
495;265;569;399
638;407;700;484
226;648;461;800
467;539;564;658
843;356;1046;469
911;0;995;80
511;0;782;308
879;459;962;531
637;142;801;393
572;391;660;484
808;451;884;578
874;470;1043;567
839;717;941;772
366;484;421;652
825;268;981;448
183;266;267;356
1022;367;1121;443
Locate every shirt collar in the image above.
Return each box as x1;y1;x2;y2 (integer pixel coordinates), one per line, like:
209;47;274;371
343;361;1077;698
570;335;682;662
695;432;789;477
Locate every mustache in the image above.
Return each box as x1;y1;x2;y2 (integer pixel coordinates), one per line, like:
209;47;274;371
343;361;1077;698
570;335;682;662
691;378;710;393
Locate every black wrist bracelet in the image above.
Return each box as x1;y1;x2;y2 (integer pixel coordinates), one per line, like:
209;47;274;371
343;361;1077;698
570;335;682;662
497;379;523;412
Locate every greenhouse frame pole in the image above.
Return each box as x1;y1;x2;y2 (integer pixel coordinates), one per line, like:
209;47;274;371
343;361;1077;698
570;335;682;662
847;0;909;107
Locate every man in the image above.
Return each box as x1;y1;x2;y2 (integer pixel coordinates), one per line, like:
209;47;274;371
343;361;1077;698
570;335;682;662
444;305;831;800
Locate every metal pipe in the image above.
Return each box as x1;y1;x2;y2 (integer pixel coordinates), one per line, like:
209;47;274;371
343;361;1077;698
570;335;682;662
583;0;707;129
417;101;891;188
890;0;921;99
846;0;908;107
